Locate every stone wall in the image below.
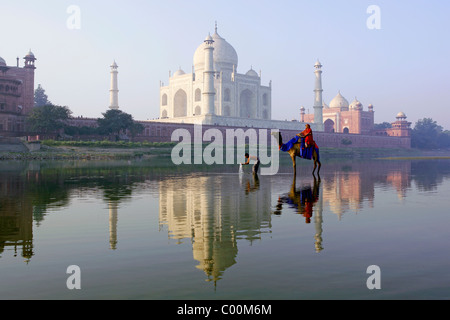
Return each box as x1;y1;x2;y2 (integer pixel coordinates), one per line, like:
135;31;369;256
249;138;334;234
64;117;410;148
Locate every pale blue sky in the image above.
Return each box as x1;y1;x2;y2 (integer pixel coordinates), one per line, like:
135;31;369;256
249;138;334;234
1;0;449;128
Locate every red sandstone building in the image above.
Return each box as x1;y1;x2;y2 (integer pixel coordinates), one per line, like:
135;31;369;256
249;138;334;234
301;91;410;138
0;51;36;135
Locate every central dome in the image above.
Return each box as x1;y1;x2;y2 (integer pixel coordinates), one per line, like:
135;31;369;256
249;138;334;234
329;91;349;110
193;30;238;72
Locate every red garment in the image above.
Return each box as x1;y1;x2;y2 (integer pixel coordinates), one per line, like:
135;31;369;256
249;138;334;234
301;127;313;146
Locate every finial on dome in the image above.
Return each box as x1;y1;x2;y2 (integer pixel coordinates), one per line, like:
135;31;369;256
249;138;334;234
215;21;218;34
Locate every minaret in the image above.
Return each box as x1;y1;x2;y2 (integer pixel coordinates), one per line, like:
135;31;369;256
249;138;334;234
109;60;119;110
109;202;118;250
23;50;36;114
203;34;215;115
313;60;323;129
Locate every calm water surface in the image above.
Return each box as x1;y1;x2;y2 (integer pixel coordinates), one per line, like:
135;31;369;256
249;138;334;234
0;158;449;300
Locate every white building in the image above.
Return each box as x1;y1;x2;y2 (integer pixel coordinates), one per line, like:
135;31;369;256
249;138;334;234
154;25;321;131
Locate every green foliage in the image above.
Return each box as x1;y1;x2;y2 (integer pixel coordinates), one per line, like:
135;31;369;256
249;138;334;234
26;104;72;133
97;109;143;139
41;139;177;148
34;84;52;107
411;118;449;149
341;138;352;145
374;122;392;129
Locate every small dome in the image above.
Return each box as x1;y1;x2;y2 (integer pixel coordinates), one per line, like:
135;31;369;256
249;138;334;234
396;111;407;118
204;34;213;42
246;68;258;77
329;91;349;110
314;59;322;67
0;56;6;66
349;97;363;110
25;50;35;58
173;68;186;77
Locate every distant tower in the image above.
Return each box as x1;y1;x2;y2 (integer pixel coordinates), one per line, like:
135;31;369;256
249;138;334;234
109;61;119;110
23;50;37;114
300;106;305;122
203;34;215;115
313;60;323;129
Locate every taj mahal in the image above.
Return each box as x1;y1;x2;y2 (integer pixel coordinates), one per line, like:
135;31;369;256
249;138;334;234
150;24;323;132
143;24;409;138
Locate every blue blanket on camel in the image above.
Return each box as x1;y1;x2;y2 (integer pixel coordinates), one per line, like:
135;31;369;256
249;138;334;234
280;135;320;162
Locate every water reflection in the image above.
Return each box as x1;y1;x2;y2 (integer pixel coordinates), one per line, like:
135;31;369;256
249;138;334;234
274;175;323;252
159;172;272;283
0;158;450;287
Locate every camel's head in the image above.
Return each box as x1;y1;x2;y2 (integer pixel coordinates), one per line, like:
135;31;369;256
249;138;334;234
271;131;281;143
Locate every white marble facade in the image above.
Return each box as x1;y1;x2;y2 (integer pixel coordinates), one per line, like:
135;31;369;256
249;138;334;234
158;27;272;122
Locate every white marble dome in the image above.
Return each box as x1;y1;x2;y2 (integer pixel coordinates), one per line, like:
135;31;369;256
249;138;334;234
246;68;258;77
329;91;349;110
172;68;186;77
193;30;238;72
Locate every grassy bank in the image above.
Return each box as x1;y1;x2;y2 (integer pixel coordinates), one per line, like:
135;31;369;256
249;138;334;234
0;139;447;161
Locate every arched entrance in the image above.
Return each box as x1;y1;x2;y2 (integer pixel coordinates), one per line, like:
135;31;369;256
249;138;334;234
240;89;254;118
324;119;335;133
173;89;187;117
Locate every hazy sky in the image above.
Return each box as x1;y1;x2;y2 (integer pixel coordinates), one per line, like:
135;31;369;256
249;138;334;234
1;0;449;129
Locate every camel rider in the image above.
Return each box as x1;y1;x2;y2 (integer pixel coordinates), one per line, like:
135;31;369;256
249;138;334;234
297;124;314;148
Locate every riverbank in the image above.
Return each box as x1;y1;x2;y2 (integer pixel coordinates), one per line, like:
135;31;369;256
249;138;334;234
0;140;449;161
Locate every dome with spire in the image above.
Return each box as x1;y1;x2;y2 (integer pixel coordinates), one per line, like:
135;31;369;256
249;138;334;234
173;67;186;77
193;26;238;73
245;68;258;77
396;111;407;119
349;97;363;110
329;91;349;110
24;50;35;59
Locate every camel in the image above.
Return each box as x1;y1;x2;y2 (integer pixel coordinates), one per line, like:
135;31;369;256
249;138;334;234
272;131;321;175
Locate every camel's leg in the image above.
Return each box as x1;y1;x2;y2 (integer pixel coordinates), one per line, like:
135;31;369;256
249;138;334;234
291;154;296;176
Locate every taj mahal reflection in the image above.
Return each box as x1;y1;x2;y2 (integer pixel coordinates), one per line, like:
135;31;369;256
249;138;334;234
158;173;272;283
1;159;447;286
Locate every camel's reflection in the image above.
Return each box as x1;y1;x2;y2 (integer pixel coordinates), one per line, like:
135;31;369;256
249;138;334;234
274;174;323;252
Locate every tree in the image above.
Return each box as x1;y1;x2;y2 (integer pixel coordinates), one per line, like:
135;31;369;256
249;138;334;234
34;84;52;107
437;130;450;149
411;118;443;149
374;122;392;130
97;109;143;140
26;105;72;134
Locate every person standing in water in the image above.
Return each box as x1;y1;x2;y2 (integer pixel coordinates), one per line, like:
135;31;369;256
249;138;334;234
241;153;260;175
